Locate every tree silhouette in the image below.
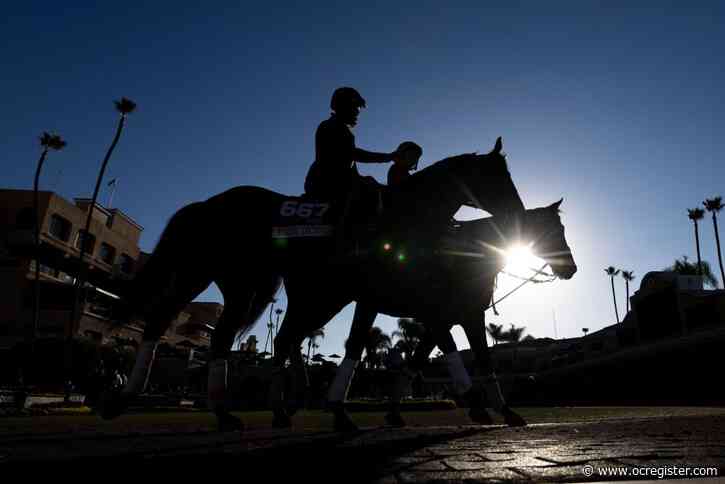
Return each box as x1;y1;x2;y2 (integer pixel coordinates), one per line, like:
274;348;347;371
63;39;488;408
70;98;137;354
582;327;589;336
305;328;325;365
486;323;504;345
604;266;621;323
32;132;66;360
667;256;718;288
688;208;705;276
620;270;636;313
501;324;526;343
364;326;391;369
704;197;724;288
392;318;424;361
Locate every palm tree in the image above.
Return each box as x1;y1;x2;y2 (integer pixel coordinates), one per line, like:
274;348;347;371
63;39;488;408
605;266;621;323
668;256;718;288
364;326;391;369
32;132;66;358
704;197;724;288
582;328;589;336
305;328;325;365
486;323;504;345
67;99;135;387
501;324;526;343
688;208;705;276
70;98;137;334
392;318;425;361
620;270;636;313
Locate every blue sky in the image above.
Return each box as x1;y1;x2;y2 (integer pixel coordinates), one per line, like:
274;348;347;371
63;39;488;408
3;2;724;357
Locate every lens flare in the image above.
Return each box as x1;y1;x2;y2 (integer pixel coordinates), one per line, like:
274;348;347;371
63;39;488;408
504;244;544;277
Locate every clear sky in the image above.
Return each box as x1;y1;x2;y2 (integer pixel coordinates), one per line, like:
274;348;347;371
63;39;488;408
3;2;724;357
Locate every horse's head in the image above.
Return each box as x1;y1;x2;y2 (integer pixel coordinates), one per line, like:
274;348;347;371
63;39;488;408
450;137;526;218
520;200;577;280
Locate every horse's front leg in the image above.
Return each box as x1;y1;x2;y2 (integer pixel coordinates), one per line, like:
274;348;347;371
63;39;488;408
460;319;526;427
326;302;378;432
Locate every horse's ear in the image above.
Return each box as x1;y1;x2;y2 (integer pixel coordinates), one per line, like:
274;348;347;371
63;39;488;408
549;198;563;211
493;137;503;154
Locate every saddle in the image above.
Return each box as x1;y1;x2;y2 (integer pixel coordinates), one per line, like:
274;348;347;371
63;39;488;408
272;183;386;252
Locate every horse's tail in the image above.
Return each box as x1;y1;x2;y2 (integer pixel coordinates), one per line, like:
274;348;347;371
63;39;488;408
116;201;209;323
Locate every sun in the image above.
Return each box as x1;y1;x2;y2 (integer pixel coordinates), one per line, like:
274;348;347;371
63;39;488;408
504;244;545;277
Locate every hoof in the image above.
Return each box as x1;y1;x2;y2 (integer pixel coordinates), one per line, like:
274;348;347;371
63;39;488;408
500;406;527;427
384;412;406;428
333;412;359;432
97;389;129;420
272;409;292;428
329;402;358;432
468;406;494;425
216;411;244;432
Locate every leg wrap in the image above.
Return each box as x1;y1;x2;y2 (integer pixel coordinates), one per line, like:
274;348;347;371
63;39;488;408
444;351;472;395
327;358;358;403
122;340;157;396
483;373;506;411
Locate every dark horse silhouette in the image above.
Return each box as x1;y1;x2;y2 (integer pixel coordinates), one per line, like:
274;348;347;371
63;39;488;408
100;138;575;430
262;202;576;432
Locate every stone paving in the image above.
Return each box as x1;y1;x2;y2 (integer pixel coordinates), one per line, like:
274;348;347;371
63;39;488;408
1;412;724;482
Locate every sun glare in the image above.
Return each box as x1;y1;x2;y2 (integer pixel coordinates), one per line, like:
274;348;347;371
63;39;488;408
504;244;545;277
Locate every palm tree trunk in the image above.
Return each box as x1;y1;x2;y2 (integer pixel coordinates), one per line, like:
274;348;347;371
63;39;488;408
625;280;630;313
307;339;312;365
67;114;128;383
693;221;703;276
31;148;49;362
713;214;725;288
610;276;620;323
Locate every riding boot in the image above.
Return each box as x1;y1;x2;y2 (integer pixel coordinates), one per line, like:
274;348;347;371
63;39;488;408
208;359;243;432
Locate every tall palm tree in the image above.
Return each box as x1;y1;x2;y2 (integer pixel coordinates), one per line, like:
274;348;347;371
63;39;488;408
668;256;718;288
688;208;705;276
704;197;724;288
364;326;391;369
486;323;504;345
67;99;136;387
32;132;66;358
305;328;325;365
70;98;137;333
605;266;621;323
620;270;636;313
392;318;425;361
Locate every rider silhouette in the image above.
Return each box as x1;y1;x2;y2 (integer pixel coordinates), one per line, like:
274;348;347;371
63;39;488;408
387;141;422;186
304;87;401;213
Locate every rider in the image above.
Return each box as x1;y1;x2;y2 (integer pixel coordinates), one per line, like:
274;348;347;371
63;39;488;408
304;87;401;216
387;141;422;186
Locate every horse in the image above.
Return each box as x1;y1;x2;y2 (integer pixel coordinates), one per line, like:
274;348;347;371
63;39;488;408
99;138;532;428
268;201;576;431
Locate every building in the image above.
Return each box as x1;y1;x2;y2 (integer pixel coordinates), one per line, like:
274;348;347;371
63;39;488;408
0;189;146;350
0;189;223;353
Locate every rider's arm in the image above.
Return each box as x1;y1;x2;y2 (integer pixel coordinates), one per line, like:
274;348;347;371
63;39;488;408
354;147;395;163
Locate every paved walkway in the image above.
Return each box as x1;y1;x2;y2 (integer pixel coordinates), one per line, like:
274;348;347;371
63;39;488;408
1;411;724;482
